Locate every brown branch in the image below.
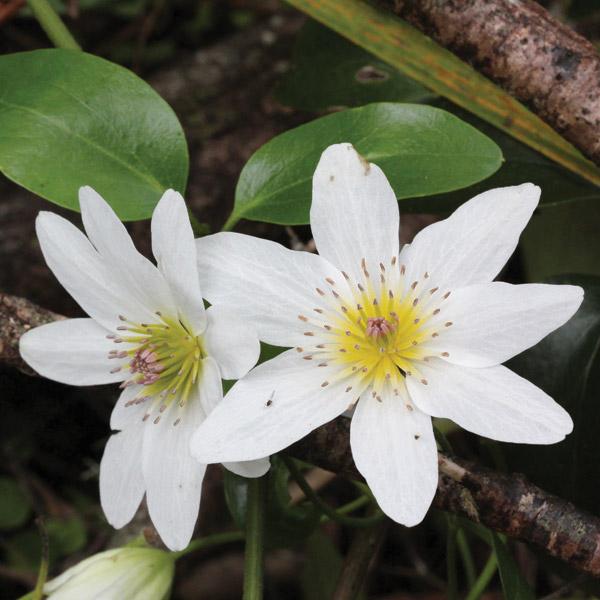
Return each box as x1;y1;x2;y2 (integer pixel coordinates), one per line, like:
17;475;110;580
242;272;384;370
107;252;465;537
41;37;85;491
384;0;600;166
4;292;600;578
0;292;64;375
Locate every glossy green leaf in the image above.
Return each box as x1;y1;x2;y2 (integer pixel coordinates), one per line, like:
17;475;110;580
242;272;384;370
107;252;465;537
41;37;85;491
276;20;433;111
506;275;600;513
0;49;188;220
491;533;535;600
0;477;32;530
403;103;600;213
228;102;502;227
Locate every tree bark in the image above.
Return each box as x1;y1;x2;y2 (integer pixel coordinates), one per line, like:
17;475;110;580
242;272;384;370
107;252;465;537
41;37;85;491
385;0;600;166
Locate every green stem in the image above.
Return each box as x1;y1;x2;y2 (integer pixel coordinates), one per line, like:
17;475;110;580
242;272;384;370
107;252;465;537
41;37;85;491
321;494;370;522
465;553;498;600
243;476;266;600
173;531;244;559
446;523;459;600
456;529;477;588
28;0;81;50
282;455;384;528
222;212;239;232
32;518;49;600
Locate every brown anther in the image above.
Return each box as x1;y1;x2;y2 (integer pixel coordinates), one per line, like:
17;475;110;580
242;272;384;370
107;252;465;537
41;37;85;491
341;306;348;313
316;344;325;349
354;344;360;350
314;308;323;314
445;321;453;327
342;271;350;280
433;308;440;315
414;434;421;440
316;288;325;296
412;340;418;346
345;386;353;392
388;290;394;298
296;347;303;352
325;277;335;285
323;324;332;330
373;298;378;306
321;381;329;387
424;272;429;279
406;404;414;411
414;318;420;324
357;283;365;292
318;362;328;367
304;332;314;336
153;416;161;424
411;281;418;290
430;287;439;294
391;256;397;266
441;352;450;357
421;378;428;385
173;418;181;426
298;315;308;322
412;298;419;306
303;356;313;360
400;264;406;275
443;291;451;299
432;332;439;338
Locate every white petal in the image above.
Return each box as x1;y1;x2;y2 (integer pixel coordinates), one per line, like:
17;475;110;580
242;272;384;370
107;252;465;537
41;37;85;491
151;190;206;333
100;426;145;529
142;384;207;551
196;232;349;347
401;184;539;291
350;393;438;526
426;282;584;366
36;212;152;330
204;305;260;380
311;143;399;279
190;349;353;463
406;359;573;444
79;186;177;319
197;356;223;416
19;318;126;385
224;458;271;478
110;385;149;431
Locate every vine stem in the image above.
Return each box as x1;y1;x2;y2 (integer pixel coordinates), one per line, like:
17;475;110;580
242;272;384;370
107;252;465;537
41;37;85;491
281;455;384;528
173;531;244;559
28;0;81;50
243;475;267;600
465;552;498;600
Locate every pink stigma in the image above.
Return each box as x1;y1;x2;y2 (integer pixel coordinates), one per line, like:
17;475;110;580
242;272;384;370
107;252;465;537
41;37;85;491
130;347;163;385
366;317;395;338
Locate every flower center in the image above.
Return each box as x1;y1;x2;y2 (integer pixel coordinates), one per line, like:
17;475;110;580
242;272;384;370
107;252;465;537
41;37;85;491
295;257;453;402
107;312;205;423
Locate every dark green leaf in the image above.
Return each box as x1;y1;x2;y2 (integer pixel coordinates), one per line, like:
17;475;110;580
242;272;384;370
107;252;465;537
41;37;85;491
0;477;31;530
490;533;535;600
230;102;502;226
0;49;188;220
276;20;434;111
301;531;343;600
506;275;600;513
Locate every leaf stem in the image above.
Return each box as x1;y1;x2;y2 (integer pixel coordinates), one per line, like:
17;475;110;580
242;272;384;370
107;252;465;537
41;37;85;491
465;552;498;600
28;0;81;50
456;529;477;588
173;531;244;559
243;476;267;600
222;212;239;232
281;455;384;528
32;517;49;600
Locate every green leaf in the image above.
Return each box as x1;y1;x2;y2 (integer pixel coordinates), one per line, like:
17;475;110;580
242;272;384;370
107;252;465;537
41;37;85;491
301;531;343;600
506;275;600;513
0;49;188;220
276;20;434;111
0;477;32;530
229;102;502;226
402;103;600;213
490;533;535;600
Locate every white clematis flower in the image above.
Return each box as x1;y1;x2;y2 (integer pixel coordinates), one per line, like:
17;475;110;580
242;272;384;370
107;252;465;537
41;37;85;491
43;546;174;600
189;143;582;526
20;188;268;551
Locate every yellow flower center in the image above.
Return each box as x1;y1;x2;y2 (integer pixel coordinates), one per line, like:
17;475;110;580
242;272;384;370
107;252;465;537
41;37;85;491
107;312;205;424
296;257;453;401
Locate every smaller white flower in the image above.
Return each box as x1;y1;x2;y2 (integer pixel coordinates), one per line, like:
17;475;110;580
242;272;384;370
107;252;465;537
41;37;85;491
20;188;269;551
43;546;174;600
189;143;583;527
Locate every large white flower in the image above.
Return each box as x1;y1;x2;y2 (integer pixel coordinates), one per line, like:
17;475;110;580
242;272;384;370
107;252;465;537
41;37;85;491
43;546;174;600
20;188;268;550
189;143;582;526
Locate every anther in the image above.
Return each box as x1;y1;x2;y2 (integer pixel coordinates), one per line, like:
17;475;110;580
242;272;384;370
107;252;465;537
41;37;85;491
316;288;325;296
412;340;418;346
316;344;325;349
433;308;440;315
332;289;339;298
411;281;418;290
304;332;314;336
153;416;161;424
298;315;308;322
143;414;150;421
323;324;332;330
345;386;353;392
414;318;420;324
318;362;328;367
432;332;439;338
303;356;313;360
406;404;414;411
424;272;429;279
361;258;369;277
296;347;303;352
325;277;335;285
400;264;406;275
345;330;352;336
391;256;397;266
373;298;378;306
388;290;394;298
173;418;181;426
110;367;121;374
342;271;350;280
321;381;329;387
354;344;360;350
412;298;419;306
445;322;453;327
443;291;451;299
379;262;385;272
441;352;450;357
429;287;439;294
357;283;365;292
341;306;348;313
313;308;323;314
421;378;428;385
